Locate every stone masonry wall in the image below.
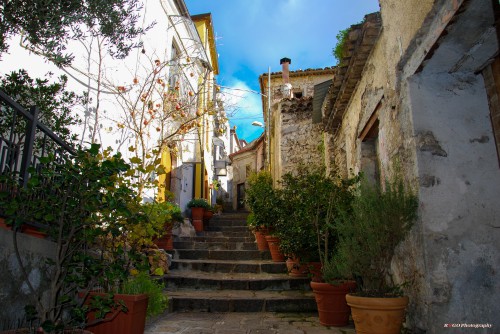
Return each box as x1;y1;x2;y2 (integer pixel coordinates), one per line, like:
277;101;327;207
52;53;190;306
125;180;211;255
267;70;333;185
279;98;324;177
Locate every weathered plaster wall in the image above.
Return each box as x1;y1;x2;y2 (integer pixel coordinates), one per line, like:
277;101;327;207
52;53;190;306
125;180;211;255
331;21;418;182
269;73;334;104
329;0;499;332
0;229;55;330
230;151;257;210
175;163;194;216
330;14;426;328
378;0;435;87
409;72;500;331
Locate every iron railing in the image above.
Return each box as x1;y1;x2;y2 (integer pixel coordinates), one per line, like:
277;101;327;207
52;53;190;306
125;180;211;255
0;89;75;189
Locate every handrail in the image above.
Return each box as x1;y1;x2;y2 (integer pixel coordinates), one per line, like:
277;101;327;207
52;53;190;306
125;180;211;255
0;89;76;188
0;90;76;155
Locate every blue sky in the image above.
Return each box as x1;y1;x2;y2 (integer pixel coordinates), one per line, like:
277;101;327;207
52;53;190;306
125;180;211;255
184;0;380;142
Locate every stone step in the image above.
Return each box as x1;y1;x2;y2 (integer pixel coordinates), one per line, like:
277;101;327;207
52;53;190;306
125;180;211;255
167;289;317;313
211;212;249;220
195;230;254;238
204;225;250;233
173;240;257;251
173;249;273;261
164;271;311;291
171;259;287;274
205;219;249;227
177;236;255;243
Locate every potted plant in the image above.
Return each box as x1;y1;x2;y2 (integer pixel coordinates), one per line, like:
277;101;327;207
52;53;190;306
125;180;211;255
200;205;215;230
337;177;418;334
186;198;209;231
245;171;283;261
276;166;359;327
85;272;167;334
0;144;154;333
215;196;224;214
273;167;330;277
247;213;268;251
203;205;215;222
142;199;182;251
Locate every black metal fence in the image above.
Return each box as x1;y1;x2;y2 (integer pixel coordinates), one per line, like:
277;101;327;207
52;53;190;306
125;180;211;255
0;89;75;188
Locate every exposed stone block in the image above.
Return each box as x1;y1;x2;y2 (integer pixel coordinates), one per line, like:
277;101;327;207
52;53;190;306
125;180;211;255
417;131;448;157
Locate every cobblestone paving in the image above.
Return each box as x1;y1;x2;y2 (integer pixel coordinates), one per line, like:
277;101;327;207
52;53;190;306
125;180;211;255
145;312;355;334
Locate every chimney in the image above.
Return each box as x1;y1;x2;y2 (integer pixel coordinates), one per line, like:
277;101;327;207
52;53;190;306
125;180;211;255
280;57;293;98
280;57;291;84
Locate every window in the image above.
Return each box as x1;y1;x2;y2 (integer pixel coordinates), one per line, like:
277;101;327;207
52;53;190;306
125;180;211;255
245;163;252;178
359;106;380;185
168;42;181;90
293;90;303;98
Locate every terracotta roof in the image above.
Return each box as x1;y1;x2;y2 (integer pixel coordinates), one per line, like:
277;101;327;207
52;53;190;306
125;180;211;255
323;12;382;134
259;67;335;81
229;133;265;159
280;96;313;113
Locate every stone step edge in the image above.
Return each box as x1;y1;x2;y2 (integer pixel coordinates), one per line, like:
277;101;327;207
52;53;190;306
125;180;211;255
165;289;314;298
166;290;317;313
166;271;304;280
169;259;286;274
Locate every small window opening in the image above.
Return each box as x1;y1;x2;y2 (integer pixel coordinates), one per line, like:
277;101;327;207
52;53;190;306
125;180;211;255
359;106;381;185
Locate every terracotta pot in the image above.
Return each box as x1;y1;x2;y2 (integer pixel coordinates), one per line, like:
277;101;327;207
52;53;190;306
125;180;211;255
190;207;204;220
154;224;174;250
346;294;409;334
21;225;47;239
85;293;149;334
203;210;214;221
254;229;269;251
192;219;203;232
265;235;285;262
154;231;173;250
307;262;323;282
311;281;356;327
0;218;11;230
286;257;309;277
0;329;93;333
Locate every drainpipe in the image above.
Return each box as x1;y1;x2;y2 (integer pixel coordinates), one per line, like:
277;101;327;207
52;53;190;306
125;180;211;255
266;67;271;171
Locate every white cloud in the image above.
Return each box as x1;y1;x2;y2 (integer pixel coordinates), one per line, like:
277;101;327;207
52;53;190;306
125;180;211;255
219;79;264;142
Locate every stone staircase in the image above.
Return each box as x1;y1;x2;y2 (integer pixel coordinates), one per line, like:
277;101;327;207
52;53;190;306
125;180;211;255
163;212;317;313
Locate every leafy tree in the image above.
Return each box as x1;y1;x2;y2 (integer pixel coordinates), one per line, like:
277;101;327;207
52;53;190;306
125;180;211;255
113;55;216;196
0;0;150;65
0;69;83;146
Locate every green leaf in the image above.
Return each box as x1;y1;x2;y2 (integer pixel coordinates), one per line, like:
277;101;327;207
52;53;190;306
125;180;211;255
44;213;55;221
156;165;167;175
89;143;100;155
